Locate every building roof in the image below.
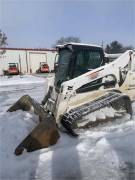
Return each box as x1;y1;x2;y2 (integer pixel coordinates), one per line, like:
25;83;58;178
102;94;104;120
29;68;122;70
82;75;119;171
0;47;56;52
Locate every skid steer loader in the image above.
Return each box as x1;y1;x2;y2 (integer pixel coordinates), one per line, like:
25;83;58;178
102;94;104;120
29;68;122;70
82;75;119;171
8;43;135;155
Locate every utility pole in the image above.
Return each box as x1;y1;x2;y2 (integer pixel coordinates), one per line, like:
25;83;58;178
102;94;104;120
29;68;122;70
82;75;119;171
19;54;22;75
101;40;104;49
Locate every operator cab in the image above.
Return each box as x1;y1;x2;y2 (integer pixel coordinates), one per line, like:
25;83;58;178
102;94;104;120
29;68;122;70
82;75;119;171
54;43;105;90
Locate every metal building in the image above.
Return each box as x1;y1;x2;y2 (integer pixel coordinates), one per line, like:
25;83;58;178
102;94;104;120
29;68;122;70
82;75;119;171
0;48;57;75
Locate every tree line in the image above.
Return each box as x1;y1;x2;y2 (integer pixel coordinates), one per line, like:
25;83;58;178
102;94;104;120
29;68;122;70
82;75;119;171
105;41;134;54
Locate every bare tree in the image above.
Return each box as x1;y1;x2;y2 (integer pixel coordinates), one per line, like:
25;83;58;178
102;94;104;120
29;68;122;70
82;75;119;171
0;30;8;55
52;36;81;47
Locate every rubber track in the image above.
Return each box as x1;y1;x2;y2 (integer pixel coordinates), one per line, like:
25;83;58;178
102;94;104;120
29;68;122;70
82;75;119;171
61;92;132;136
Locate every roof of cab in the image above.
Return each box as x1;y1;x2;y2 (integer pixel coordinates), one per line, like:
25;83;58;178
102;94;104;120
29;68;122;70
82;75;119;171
56;42;102;49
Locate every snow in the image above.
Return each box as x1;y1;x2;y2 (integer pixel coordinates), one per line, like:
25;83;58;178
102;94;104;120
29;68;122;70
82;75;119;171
0;75;135;180
0;75;45;86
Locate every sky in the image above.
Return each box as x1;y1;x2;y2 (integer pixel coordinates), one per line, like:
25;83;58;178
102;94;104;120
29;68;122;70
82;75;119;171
0;0;135;48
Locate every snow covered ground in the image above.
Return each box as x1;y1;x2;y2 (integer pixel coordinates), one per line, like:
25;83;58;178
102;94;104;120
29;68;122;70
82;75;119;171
0;75;135;180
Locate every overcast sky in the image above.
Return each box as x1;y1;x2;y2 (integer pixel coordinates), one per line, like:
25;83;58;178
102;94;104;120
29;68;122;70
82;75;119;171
1;0;135;48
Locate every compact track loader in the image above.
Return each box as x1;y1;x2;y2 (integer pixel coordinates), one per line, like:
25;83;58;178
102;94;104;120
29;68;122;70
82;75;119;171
36;62;50;73
8;43;135;155
4;63;19;75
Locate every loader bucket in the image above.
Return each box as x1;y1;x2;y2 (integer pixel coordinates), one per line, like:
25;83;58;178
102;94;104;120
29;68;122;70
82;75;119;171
15;114;60;155
7;95;60;155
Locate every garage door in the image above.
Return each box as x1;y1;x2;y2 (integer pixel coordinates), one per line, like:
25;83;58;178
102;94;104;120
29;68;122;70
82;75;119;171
29;52;47;73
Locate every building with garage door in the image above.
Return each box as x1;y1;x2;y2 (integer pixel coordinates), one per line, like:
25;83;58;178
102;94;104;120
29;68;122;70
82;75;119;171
0;48;57;75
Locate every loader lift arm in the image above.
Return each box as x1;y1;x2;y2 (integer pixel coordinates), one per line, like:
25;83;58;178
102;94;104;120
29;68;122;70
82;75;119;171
60;50;133;94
